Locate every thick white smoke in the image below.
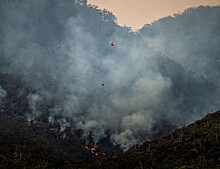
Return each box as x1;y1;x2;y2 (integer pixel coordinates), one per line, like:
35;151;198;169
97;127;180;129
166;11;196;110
50;16;172;149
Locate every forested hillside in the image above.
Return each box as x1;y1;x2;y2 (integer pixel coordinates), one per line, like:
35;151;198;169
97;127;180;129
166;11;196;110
0;0;219;163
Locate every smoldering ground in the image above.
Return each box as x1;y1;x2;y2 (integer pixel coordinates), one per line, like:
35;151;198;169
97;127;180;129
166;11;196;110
0;0;219;150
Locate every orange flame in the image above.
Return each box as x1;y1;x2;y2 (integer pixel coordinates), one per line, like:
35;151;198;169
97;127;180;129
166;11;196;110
81;146;106;156
84;146;90;150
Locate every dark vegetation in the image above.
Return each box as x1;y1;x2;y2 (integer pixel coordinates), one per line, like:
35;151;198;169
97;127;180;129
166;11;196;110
103;111;220;169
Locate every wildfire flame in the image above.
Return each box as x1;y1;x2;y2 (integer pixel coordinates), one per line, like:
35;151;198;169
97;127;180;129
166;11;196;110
49;127;105;156
81;146;106;156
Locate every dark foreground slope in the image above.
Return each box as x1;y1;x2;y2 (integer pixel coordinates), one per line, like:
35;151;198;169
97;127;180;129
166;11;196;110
102;111;220;169
0;113;100;169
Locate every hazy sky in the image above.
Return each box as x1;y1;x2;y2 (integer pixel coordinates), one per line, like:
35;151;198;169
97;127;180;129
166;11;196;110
88;0;220;30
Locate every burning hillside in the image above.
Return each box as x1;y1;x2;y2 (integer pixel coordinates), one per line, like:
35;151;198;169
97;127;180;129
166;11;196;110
0;0;220;168
81;146;106;156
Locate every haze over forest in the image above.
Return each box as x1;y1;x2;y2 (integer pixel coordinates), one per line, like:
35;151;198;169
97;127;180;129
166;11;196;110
0;0;220;150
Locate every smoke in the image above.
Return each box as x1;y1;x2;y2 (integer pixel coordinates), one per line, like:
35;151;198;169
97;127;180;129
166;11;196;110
139;6;220;84
0;0;220;150
0;85;7;100
26;94;42;120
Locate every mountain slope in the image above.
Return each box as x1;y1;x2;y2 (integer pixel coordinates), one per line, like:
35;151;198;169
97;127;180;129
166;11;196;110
102;111;220;169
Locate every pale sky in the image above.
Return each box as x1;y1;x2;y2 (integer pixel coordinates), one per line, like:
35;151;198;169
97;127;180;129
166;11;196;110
88;0;220;31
